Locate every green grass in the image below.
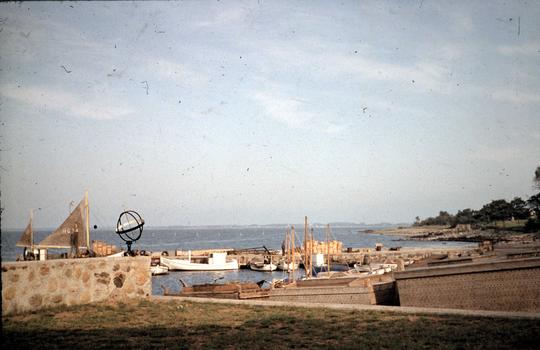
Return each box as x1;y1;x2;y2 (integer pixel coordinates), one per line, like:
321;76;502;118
2;299;539;349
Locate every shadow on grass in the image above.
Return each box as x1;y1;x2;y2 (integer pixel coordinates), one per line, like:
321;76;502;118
3;301;540;349
4;316;540;350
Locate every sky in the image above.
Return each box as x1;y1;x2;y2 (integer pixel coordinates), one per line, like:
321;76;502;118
1;1;539;229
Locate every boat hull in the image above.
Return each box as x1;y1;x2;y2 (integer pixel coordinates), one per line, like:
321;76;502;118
250;263;277;271
151;265;169;275
161;256;239;271
276;261;299;271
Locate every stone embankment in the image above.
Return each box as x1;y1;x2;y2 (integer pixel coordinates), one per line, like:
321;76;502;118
1;256;151;315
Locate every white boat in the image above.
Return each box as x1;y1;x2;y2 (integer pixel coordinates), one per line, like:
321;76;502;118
106;251;125;258
250;261;277;271
161;252;239;271
276;260;299;271
353;263;389;275
150;264;169;275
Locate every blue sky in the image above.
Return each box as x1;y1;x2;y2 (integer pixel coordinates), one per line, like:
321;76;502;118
1;1;539;228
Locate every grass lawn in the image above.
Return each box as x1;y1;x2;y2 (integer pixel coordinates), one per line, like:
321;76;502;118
2;299;539;349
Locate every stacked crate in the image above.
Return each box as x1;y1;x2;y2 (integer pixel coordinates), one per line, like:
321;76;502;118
92;240;119;256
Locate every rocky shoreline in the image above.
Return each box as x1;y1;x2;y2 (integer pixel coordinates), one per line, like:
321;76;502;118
369;225;539;244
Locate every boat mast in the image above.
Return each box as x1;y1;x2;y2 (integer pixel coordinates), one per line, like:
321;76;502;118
85;190;90;249
326;224;331;273
30;209;34;248
291;226;295;282
310;227;314;276
304;216;309;278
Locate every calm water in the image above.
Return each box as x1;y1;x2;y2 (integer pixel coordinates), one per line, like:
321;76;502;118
1;226;475;295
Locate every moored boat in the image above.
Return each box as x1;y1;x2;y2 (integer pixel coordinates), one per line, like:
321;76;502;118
276;260;299;271
250;261;277;271
161;251;239;271
150;264;169;275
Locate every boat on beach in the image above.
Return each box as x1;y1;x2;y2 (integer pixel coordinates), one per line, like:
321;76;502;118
162;280;269;299
160;251;239;271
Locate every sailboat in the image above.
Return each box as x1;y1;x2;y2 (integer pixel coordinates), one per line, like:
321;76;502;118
16;210;38;260
277;228;299;271
35;192;91;259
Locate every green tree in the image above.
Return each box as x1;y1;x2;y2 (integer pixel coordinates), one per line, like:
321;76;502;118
479;199;513;222
534;166;540;190
527;192;540;217
455;208;477;225
510;197;529;220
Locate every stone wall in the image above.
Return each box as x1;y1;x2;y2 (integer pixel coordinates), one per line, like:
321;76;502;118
395;257;540;312
2;256;151;315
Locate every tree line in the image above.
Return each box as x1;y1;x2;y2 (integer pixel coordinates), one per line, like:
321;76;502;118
413;167;540;232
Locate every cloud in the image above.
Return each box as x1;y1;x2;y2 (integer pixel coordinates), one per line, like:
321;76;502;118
149;58;209;87
252;91;314;128
497;42;540;56
1;85;134;120
252;89;344;134
492;88;540;105
256;39;453;94
195;7;249;28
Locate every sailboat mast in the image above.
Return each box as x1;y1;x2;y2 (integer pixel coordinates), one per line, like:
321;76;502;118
304;216;308;278
292;226;296;281
326;224;331;272
85;191;90;249
30;209;34;248
310;227;314;276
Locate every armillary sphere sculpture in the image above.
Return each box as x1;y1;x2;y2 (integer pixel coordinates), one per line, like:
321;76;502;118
115;210;145;255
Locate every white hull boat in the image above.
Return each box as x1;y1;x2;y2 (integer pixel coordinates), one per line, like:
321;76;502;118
106;251;125;258
353;263;392;275
161;252;239;271
276;261;299;271
250;262;277;271
150;265;169;275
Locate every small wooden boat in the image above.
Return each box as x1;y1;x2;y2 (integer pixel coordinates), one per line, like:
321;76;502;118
161;252;239;271
150;264;169;276
250;261;277;271
162;281;269;299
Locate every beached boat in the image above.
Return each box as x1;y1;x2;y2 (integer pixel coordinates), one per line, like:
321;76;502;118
250;261;277;271
162;281;269;299
161;251;239;271
150;264;169;275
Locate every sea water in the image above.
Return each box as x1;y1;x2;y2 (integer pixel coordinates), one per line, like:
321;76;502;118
1;226;475;295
